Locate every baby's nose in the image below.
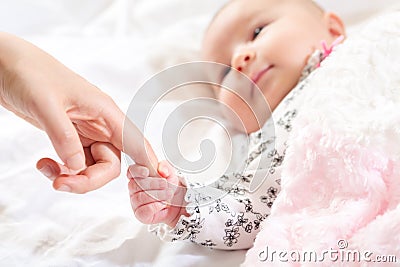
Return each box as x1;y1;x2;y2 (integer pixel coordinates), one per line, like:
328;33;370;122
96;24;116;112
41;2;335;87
232;51;255;72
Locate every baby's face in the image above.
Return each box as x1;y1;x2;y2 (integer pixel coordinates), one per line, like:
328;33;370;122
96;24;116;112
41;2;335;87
203;0;344;133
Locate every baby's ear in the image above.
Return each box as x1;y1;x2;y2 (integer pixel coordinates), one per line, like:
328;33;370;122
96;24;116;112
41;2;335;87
324;12;346;39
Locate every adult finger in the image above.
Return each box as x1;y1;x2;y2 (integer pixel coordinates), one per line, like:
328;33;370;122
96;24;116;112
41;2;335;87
52;142;120;193
157;160;175;178
36;146;96;181
121;118;159;176
36;157;74;181
95;100;159;176
35;99;85;172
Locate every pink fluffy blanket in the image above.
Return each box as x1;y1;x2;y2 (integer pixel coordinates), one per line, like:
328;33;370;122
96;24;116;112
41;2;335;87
243;10;400;267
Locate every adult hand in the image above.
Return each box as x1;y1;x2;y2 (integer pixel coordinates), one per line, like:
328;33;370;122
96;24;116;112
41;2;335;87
0;32;158;193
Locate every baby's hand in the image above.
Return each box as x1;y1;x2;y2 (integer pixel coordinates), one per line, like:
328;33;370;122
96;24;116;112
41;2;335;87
127;161;188;227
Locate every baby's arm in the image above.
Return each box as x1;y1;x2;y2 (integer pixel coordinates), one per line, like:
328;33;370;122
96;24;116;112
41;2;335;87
156;168;278;250
129;161;280;250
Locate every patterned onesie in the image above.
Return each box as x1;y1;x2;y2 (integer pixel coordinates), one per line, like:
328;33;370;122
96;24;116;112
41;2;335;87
150;50;327;249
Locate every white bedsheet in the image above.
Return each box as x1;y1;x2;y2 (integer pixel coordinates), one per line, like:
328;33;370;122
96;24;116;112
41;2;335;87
0;0;396;266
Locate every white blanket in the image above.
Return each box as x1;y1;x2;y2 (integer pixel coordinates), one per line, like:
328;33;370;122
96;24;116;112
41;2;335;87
0;0;397;266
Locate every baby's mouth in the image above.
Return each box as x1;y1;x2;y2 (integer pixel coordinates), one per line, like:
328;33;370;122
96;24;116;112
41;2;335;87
250;65;273;98
251;65;273;84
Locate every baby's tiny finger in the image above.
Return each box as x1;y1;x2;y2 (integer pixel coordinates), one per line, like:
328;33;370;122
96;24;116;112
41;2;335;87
133;202;168;224
128;178;169;195
131;189;174;205
138;177;169;191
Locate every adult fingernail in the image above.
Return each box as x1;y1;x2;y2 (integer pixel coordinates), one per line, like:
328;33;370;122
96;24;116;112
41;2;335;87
57;185;71;193
159;165;169;177
66;153;85;171
39;165;54;179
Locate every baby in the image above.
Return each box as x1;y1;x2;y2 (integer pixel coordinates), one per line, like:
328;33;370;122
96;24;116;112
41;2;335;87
127;0;346;249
